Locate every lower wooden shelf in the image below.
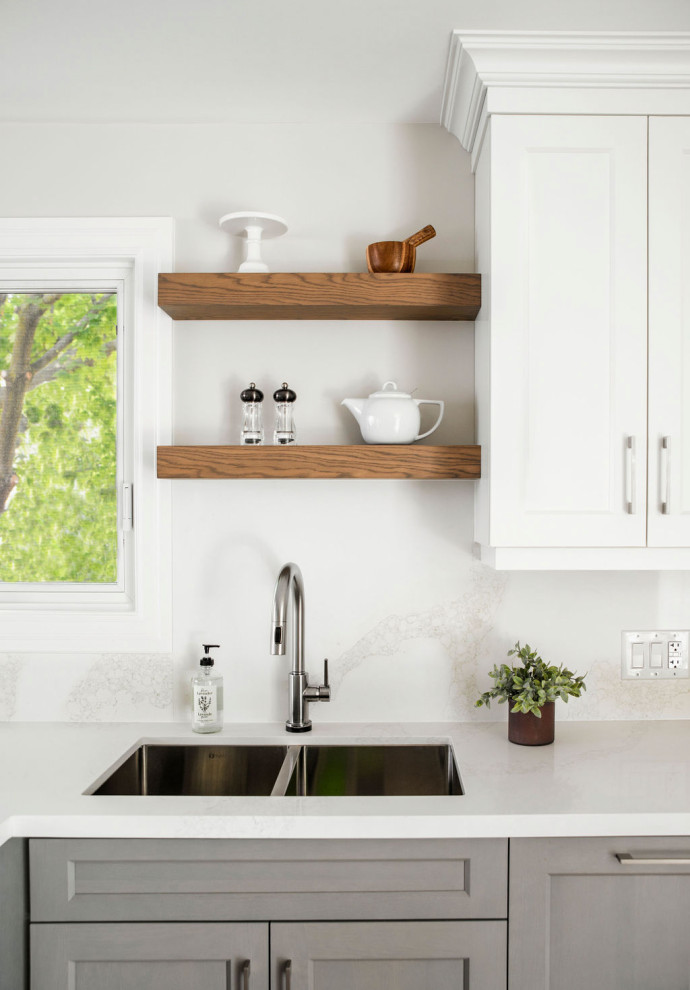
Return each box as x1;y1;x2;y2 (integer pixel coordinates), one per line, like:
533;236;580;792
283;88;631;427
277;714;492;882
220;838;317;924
156;444;481;480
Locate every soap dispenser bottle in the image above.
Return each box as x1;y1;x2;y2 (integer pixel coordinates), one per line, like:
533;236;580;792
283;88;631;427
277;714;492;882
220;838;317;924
191;644;224;733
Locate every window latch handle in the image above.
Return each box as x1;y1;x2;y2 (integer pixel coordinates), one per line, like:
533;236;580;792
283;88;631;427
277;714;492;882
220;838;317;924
121;482;133;531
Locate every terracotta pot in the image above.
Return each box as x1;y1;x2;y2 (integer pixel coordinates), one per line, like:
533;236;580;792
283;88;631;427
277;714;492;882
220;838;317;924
508;702;555;746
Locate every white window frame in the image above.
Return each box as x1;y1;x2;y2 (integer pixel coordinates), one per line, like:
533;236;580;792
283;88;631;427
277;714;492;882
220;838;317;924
0;218;172;651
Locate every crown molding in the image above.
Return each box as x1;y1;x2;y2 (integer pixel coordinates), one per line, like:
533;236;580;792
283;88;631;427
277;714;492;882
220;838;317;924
441;31;690;153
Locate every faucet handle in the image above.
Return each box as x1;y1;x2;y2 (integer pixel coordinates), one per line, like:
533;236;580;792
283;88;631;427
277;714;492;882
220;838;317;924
304;659;331;703
320;658;331;699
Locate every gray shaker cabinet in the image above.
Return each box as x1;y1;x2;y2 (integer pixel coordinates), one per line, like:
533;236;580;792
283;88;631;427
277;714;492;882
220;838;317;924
31;922;267;990
510;836;690;990
24;834;690;987
271;921;506;990
28;837;507;990
0;838;28;990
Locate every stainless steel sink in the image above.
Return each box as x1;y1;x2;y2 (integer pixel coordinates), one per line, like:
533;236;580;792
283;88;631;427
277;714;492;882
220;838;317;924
281;744;463;797
91;744;290;797
90;742;463;797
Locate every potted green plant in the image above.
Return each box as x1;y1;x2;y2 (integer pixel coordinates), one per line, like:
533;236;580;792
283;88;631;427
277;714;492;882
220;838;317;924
475;641;587;745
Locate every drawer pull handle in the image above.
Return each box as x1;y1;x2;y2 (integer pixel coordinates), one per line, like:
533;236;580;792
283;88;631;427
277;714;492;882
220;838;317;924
616;853;690;865
283;960;292;990
242;960;251;990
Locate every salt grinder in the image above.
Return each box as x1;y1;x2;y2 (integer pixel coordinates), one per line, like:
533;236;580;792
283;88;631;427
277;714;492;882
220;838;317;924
273;382;296;444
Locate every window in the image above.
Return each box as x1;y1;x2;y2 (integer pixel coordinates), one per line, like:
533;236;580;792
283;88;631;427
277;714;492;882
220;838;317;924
0;219;172;651
0;288;120;586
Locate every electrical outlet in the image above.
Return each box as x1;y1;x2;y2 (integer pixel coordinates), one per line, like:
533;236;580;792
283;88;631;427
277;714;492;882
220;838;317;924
622;631;690;680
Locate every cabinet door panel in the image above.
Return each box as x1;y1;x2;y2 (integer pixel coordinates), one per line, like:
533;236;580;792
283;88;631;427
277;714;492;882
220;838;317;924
30;837;506;922
648;116;690;545
272;921;506;990
510;836;690;990
0;838;27;990
31;922;268;990
484;115;647;546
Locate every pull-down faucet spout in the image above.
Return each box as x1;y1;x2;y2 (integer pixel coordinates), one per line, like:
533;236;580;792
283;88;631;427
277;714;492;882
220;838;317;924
271;562;305;673
271;562;330;732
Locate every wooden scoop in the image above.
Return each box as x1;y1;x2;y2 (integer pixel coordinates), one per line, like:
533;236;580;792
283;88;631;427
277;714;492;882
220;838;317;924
366;224;436;273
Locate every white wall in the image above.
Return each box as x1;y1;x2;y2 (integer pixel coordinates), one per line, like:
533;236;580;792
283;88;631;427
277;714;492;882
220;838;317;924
0;120;689;724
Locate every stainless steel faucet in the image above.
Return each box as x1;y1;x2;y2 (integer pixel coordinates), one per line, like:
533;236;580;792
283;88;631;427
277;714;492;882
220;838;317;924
270;562;330;732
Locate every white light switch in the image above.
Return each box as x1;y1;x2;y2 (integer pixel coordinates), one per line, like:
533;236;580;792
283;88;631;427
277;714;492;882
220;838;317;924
650;642;663;668
631;643;645;669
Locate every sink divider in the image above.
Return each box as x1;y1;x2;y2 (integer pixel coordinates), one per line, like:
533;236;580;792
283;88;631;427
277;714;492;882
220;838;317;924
271;746;303;797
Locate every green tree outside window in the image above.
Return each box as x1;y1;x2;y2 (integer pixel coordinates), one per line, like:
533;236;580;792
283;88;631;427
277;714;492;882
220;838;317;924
0;292;118;583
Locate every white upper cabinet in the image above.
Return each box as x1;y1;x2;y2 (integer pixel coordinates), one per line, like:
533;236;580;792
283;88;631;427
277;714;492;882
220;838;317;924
648;117;690;548
476;114;648;552
443;32;690;569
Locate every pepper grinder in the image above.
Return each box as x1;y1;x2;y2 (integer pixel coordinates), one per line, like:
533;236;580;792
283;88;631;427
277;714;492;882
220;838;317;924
273;382;296;444
240;383;264;445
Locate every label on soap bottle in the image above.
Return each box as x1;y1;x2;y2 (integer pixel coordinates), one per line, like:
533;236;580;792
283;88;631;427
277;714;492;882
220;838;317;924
193;684;217;723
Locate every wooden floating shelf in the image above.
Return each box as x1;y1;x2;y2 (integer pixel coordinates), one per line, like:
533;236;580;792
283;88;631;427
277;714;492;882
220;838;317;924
157;272;481;321
156;445;481;480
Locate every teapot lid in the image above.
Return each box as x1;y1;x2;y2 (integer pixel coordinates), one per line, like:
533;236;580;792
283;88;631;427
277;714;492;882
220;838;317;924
369;381;411;399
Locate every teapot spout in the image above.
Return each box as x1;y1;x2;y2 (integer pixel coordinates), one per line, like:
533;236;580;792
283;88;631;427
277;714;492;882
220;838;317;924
341;397;365;424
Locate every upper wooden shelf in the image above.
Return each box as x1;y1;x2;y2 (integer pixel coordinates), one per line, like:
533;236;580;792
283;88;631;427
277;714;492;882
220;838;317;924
157;272;481;321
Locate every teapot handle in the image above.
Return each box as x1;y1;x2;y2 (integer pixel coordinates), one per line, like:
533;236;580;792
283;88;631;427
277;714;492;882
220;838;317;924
415;400;444;441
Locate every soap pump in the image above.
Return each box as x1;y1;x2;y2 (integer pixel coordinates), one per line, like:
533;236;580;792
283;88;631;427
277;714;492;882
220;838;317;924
191;644;224;733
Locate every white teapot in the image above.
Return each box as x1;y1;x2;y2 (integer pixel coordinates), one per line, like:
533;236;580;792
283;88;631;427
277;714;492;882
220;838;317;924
341;381;444;444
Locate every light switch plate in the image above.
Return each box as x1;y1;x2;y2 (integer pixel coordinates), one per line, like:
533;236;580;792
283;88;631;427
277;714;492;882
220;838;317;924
621;631;690;680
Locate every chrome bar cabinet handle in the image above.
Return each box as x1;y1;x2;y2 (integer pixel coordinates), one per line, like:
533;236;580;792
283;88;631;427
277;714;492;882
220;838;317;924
241;959;251;990
283;960;292;990
661;436;671;514
616;853;690;865
625;436;636;514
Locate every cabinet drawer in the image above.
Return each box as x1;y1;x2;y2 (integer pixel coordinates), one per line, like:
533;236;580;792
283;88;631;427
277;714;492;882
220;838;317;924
30;837;507;922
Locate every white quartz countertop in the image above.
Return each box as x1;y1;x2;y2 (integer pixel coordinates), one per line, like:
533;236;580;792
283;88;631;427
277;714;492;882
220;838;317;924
2;719;689;845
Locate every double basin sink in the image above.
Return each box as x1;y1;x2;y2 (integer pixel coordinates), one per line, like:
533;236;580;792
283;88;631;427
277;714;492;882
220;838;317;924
90;742;463;798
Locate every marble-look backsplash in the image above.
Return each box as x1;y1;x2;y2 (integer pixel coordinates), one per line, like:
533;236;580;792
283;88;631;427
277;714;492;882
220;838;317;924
0;654;173;722
2;562;690;723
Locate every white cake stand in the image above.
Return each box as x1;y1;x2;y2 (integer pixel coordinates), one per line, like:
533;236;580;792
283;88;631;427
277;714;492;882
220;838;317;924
219;211;288;273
